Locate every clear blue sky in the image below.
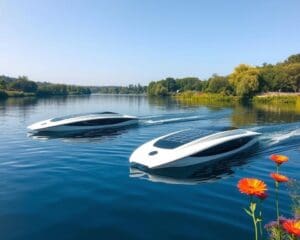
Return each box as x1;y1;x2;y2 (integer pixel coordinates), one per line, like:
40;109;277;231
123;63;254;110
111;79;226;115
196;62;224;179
1;0;299;86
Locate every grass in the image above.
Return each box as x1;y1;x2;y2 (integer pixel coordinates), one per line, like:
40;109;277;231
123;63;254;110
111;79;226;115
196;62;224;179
174;92;241;106
253;95;298;104
4;90;36;97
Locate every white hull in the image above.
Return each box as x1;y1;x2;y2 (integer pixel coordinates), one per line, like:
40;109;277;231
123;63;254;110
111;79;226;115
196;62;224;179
130;128;261;169
27;112;138;133
30;119;138;132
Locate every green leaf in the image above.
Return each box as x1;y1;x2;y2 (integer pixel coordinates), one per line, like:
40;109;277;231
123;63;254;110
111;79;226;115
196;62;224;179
244;208;252;216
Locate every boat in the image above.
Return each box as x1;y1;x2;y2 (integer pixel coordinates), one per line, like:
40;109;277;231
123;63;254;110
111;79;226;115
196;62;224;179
27;112;138;133
129;127;261;169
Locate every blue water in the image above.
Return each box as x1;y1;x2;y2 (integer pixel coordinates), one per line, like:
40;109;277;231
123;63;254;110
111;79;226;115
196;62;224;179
0;95;299;240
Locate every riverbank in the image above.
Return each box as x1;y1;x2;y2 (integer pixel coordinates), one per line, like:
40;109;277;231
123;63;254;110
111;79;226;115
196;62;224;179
175;91;300;105
174;92;241;106
253;93;300;104
0;90;93;100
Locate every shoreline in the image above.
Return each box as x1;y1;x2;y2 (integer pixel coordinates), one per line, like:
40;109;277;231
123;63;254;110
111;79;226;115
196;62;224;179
174;92;300;105
1;91;300;106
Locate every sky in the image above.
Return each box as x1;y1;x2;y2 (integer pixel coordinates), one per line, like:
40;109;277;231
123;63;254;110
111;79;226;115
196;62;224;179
0;0;300;86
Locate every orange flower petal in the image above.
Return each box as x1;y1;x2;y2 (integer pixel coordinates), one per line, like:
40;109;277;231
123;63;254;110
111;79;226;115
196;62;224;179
282;219;300;237
270;173;289;183
237;178;267;197
269;154;288;165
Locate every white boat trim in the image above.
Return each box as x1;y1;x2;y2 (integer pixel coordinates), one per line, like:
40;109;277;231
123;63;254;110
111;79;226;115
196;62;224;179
27;112;138;132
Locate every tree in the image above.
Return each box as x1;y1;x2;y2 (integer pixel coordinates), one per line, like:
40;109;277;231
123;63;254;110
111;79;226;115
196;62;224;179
260;65;276;91
154;83;168;96
147;81;157;96
164;77;177;92
9;76;38;92
206;74;229;93
284;54;300;64
176;77;201;91
282;63;300;91
0;79;6;89
229;64;261;98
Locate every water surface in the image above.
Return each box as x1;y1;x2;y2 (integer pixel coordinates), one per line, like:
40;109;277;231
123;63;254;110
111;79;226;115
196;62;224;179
0;95;299;239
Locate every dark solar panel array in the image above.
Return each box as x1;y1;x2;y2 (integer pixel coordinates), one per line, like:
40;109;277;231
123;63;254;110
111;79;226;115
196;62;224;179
51;112;118;122
154;129;218;149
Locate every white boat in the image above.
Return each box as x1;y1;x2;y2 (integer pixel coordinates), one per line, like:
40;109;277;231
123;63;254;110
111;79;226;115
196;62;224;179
130;128;261;169
27;112;138;132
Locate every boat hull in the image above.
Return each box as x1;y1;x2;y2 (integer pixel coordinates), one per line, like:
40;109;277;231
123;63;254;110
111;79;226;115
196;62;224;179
156;137;258;168
130;128;261;169
28;119;138;133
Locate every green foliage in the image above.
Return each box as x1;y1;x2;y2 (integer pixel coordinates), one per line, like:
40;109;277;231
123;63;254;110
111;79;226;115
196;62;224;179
148;53;300;99
229;64;262;98
8;76;38;92
96;84;147;94
176;92;241;105
176;77;203;91
284;54;300;64
147;77;203;96
206;74;230;94
148;81;168;96
0;75;92;97
37;83;91;96
253;95;298;104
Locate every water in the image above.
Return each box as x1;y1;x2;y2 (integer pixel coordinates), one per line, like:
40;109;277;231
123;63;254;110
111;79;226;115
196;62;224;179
0;95;299;240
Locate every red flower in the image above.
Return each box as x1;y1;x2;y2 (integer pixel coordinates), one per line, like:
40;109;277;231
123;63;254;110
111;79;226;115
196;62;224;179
269;154;288;165
282;219;300;237
237;178;267;197
270;173;289;183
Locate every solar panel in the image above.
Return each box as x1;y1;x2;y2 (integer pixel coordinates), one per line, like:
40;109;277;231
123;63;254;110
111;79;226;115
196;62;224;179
51;112;118;122
154;129;218;149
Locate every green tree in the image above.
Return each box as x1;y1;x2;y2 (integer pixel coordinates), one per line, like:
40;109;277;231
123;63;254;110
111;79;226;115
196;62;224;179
176;77;201;91
0;79;6;89
154;83;168;96
229;64;261;98
206;74;229;93
284;54;300;64
9;76;38;92
164;77;177;92
259;64;276;91
282;63;300;91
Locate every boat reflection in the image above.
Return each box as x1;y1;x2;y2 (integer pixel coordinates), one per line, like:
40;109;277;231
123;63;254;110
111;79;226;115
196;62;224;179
130;152;254;185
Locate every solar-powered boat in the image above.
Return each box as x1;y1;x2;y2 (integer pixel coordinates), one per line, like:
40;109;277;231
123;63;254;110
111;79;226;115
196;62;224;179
27;112;138;133
129;127;261;169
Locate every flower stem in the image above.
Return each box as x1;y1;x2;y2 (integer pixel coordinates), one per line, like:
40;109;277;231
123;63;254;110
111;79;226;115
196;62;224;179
251;211;258;240
249;201;258;240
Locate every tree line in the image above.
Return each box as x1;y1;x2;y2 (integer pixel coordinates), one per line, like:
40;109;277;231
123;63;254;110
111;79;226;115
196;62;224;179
147;53;300;98
0;75;91;98
95;84;147;94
